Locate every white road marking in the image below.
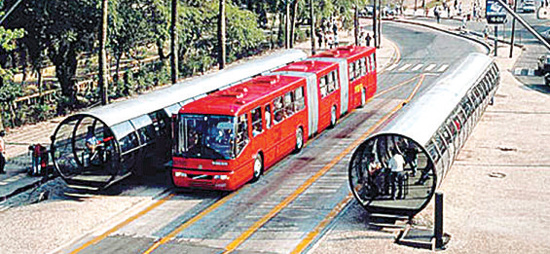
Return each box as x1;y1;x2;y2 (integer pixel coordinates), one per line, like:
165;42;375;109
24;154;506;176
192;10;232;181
412;64;424;71
398;63;412;71
437;64;449;72
425;64;437;71
386;64;399;71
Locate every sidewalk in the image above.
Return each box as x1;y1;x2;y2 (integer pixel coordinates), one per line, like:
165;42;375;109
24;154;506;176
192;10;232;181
0;117;60;202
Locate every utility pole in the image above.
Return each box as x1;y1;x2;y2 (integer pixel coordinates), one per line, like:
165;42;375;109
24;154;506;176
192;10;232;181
494;25;498;57
99;0;109;105
510;0;517;58
373;0;378;48
285;0;290;49
377;0;382;47
218;0;226;69
310;0;316;55
171;0;179;83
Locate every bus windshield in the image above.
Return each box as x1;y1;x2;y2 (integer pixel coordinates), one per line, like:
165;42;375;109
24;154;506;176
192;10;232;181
179;114;236;160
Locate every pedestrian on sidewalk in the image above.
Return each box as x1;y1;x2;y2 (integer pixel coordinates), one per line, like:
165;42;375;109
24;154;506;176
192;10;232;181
316;28;324;48
366;32;372;47
0;130;6;174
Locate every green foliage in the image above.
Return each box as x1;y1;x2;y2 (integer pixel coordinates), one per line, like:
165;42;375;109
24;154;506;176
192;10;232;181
1;0;367;128
108;0;167;61
173;1;265;76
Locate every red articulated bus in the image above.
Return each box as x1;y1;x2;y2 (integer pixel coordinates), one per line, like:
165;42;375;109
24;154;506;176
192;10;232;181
171;46;377;191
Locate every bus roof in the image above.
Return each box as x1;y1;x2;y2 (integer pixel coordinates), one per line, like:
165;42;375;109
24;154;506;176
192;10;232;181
311;45;375;62
275;59;337;74
180;75;305;116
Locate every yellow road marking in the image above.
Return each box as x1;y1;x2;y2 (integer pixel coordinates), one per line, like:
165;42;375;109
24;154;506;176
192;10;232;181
142;191;239;254
139;74;425;254
291;74;426;253
222;75;426;254
291;195;354;254
70;193;175;254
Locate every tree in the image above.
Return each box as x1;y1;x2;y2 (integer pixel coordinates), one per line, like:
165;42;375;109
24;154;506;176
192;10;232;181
0;23;25;129
108;0;167;90
218;0;226;69
4;0;100;110
99;0;108;105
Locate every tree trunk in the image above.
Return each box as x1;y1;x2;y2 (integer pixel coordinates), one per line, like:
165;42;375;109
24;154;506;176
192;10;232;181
309;0;315;55
157;39;167;59
48;41;79;111
285;0;290;49
218;0;226;69
290;0;299;48
114;53;122;88
37;67;43;104
171;0;179;83
99;0;109;105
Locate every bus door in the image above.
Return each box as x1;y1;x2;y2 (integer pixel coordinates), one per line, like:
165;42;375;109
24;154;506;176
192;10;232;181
318;70;340;131
261;104;277;167
279;90;297;156
272;96;287;160
366;53;377;98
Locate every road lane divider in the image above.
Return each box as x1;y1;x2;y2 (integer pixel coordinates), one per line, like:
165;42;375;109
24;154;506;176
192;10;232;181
222;75;426;254
138;74;424;254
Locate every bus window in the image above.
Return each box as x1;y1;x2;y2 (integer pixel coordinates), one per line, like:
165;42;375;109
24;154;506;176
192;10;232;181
284;91;294;116
327;70;338;93
265;105;272;129
349;61;357;81
273;96;285;124
369;54;376;72
294;87;305;111
236;114;249;155
319;76;328;97
355;60;361;78
251;107;263;137
360;57;367;76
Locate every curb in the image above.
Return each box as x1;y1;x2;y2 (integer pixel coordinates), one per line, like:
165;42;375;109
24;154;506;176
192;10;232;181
0;173;58;203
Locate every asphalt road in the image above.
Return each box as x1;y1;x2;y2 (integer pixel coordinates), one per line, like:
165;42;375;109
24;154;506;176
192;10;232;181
51;22;486;254
0;21;487;254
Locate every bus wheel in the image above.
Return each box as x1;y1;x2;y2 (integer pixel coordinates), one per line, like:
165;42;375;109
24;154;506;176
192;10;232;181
251;154;263;183
330;106;337;128
294;127;304;153
360;89;366;107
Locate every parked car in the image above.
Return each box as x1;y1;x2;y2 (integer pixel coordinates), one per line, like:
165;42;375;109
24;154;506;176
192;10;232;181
537;54;550;75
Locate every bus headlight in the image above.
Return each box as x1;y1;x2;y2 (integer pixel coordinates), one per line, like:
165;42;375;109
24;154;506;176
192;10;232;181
214;175;229;180
174;172;187;178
